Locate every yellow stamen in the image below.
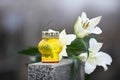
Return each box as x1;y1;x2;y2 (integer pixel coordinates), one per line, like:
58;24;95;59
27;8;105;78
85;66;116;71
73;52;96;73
82;20;89;29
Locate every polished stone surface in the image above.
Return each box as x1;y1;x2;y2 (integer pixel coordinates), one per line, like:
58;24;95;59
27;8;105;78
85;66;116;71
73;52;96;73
28;59;73;80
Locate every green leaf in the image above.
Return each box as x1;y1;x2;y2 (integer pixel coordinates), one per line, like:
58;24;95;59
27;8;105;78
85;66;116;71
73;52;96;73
66;38;87;56
85;34;102;41
18;47;40;56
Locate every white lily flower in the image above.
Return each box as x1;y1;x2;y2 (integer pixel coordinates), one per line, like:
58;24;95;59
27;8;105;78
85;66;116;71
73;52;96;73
79;38;112;74
74;12;102;38
59;29;76;60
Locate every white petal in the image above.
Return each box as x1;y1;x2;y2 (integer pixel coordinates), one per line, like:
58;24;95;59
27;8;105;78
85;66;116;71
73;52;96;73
85;61;96;74
65;34;76;45
81;12;87;19
59;53;63;61
92;27;102;34
59;29;76;45
77;29;91;38
74;16;82;35
89;38;103;52
76;24;90;38
77;32;87;38
81;12;89;23
59;29;66;36
77;24;85;34
89;16;102;29
59;46;68;60
79;53;88;62
59;29;67;45
95;52;112;71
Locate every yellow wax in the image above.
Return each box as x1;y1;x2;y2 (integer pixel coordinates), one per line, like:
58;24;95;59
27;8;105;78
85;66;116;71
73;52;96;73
38;38;63;63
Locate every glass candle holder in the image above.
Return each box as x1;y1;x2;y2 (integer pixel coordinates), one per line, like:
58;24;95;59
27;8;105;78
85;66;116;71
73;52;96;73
38;31;63;63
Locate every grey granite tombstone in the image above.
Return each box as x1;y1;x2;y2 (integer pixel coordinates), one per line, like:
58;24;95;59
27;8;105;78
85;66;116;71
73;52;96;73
28;59;73;80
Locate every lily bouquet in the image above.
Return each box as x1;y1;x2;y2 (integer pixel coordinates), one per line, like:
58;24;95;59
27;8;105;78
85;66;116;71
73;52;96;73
19;12;112;80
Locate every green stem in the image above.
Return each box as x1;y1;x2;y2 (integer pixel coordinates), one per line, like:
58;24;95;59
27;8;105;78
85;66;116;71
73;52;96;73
81;38;89;57
81;38;90;80
81;39;87;50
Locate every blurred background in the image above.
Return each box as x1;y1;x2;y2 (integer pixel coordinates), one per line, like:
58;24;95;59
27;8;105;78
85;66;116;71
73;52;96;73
0;0;120;80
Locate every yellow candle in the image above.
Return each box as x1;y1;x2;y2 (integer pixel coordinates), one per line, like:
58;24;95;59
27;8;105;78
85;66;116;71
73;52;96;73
38;31;63;63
